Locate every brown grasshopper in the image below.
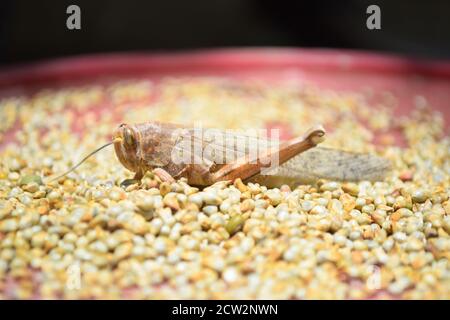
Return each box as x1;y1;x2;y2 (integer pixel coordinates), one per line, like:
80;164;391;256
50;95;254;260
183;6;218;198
51;122;390;187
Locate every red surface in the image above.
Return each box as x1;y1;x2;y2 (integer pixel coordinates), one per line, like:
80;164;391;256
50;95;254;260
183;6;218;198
0;49;449;126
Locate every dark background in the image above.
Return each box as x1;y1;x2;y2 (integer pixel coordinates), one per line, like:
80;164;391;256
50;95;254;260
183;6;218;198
0;0;449;66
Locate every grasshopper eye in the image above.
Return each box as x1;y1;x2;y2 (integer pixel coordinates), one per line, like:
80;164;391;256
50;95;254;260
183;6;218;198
123;128;137;148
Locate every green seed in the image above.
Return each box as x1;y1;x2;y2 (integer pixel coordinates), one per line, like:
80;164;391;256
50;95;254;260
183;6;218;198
19;175;43;186
225;215;245;235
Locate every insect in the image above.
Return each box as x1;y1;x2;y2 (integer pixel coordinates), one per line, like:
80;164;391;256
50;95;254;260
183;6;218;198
51;121;391;187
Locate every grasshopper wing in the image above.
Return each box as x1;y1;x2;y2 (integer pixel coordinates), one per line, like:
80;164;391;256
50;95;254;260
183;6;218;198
249;147;391;187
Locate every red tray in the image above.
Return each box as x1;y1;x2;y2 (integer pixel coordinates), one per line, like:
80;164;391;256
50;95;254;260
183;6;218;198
0;48;449;126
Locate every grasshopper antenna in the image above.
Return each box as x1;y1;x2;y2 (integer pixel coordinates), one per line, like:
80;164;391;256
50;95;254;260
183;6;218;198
48;138;120;183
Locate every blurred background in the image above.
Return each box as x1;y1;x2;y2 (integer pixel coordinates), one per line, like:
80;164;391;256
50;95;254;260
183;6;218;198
0;0;449;66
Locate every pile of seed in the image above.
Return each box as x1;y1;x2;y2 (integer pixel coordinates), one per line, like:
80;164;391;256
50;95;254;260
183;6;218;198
0;78;449;299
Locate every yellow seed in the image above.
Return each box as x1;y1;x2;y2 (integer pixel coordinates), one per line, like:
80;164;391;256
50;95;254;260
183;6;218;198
233;179;248;193
342;183;359;196
160;182;171;196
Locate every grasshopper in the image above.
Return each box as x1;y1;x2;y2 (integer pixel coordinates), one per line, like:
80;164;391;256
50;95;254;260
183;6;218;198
51;122;390;187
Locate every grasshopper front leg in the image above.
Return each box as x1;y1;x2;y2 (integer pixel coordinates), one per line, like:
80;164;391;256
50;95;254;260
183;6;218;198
153;168;176;183
209;125;326;184
133;171;144;180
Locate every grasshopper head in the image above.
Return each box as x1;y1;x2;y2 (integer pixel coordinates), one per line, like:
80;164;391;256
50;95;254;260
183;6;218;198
113;123;141;173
